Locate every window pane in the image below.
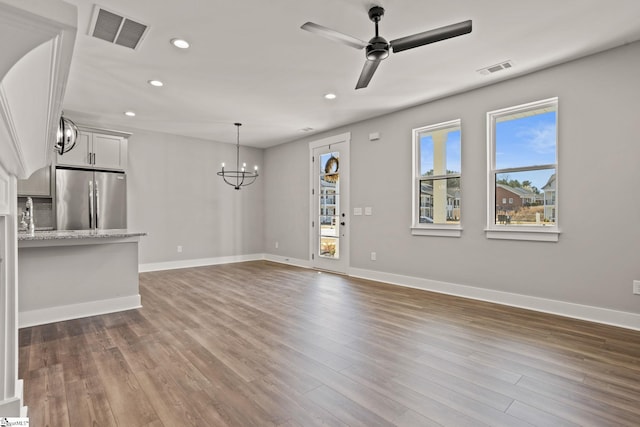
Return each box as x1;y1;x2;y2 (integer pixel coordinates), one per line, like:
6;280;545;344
419;177;460;224
419;128;461;176
318;151;341;258
495;169;555;225
496;110;556;169
320;236;339;258
320;152;339;174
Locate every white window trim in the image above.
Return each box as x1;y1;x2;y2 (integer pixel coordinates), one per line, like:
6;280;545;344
486;97;560;242
411;119;462;237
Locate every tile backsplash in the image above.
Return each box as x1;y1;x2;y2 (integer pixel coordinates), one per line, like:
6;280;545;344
18;197;54;230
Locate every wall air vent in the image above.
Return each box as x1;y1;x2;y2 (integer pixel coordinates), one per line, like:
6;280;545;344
477;60;514;76
89;5;149;50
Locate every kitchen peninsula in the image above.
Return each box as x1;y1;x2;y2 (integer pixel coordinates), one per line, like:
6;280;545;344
18;229;146;327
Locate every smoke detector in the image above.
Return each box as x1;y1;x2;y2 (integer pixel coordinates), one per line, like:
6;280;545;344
477;60;514;75
89;5;149;50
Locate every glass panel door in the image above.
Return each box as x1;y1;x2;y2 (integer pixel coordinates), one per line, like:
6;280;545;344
319;152;340;259
311;136;349;274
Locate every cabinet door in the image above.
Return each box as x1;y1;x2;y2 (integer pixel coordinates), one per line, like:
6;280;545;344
56;131;91;167
92;133;126;170
17;166;51;196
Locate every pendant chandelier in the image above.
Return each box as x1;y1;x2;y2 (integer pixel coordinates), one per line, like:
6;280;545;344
217;123;258;190
54;114;79;155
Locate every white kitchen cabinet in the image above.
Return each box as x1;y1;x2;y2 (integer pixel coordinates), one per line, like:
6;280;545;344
56;128;129;171
17;165;52;197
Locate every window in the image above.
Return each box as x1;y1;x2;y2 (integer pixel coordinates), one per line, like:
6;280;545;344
487;98;559;241
412;119;462;237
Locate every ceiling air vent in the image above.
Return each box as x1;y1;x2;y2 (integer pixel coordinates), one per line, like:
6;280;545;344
89;5;149;50
477;60;514;76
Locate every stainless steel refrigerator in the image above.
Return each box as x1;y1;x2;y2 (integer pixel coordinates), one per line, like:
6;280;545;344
56;167;127;230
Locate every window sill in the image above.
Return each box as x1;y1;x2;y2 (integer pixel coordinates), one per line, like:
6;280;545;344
485;226;560;242
411;225;462;237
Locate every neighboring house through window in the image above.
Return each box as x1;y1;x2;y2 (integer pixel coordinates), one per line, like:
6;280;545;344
486;98;559;241
412;119;462;237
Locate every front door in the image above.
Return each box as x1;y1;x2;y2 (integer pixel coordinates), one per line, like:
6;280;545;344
310;134;349;273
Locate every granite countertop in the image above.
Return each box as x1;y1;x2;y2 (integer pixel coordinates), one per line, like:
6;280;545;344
18;229;147;241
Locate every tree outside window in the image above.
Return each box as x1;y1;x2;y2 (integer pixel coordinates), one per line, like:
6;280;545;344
487;98;559;241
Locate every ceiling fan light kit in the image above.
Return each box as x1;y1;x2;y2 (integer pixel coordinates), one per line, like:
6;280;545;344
301;5;472;89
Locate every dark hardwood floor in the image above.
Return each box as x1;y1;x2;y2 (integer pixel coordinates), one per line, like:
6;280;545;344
19;261;640;426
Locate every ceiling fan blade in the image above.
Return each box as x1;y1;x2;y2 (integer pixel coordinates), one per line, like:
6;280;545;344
355;59;381;89
390;20;472;53
301;22;368;50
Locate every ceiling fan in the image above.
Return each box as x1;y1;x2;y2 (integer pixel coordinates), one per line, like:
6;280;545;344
301;6;472;89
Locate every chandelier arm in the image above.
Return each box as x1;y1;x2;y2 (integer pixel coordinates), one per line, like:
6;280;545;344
243;175;258;186
222;173;235;188
238;171;246;188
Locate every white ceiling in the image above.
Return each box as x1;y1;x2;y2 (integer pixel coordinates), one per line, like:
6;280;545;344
61;0;640;148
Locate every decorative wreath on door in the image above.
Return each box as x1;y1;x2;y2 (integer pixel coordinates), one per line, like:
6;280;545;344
324;155;339;182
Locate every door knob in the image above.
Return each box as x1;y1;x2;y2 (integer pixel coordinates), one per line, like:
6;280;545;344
340;221;346;226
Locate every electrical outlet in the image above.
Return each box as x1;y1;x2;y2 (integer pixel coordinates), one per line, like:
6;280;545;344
275;241;279;249
177;245;183;253
371;252;376;261
633;280;640;295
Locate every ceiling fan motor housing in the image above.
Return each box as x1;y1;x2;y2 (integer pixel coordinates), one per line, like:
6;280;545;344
366;36;389;60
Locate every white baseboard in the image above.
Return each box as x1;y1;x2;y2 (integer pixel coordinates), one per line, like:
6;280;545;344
263;254;313;269
19;294;142;328
349;267;640;331
17;379;27;417
0;396;22;417
139;253;265;273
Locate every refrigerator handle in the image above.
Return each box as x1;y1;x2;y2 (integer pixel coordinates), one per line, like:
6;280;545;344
89;180;94;228
95;181;100;229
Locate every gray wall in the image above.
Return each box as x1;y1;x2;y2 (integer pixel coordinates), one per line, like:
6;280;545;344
263;41;640;314
264;140;310;258
127;129;264;264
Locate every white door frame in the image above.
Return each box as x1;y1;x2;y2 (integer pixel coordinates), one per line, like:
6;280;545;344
309;132;350;274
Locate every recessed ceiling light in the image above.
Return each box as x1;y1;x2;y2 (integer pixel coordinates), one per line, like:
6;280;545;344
324;93;337;100
148;79;164;87
170;38;190;49
124;111;136;117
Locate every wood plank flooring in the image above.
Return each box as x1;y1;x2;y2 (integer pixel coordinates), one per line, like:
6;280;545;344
19;261;640;426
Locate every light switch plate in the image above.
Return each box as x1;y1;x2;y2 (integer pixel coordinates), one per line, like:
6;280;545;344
353;207;363;216
365;207;373;216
